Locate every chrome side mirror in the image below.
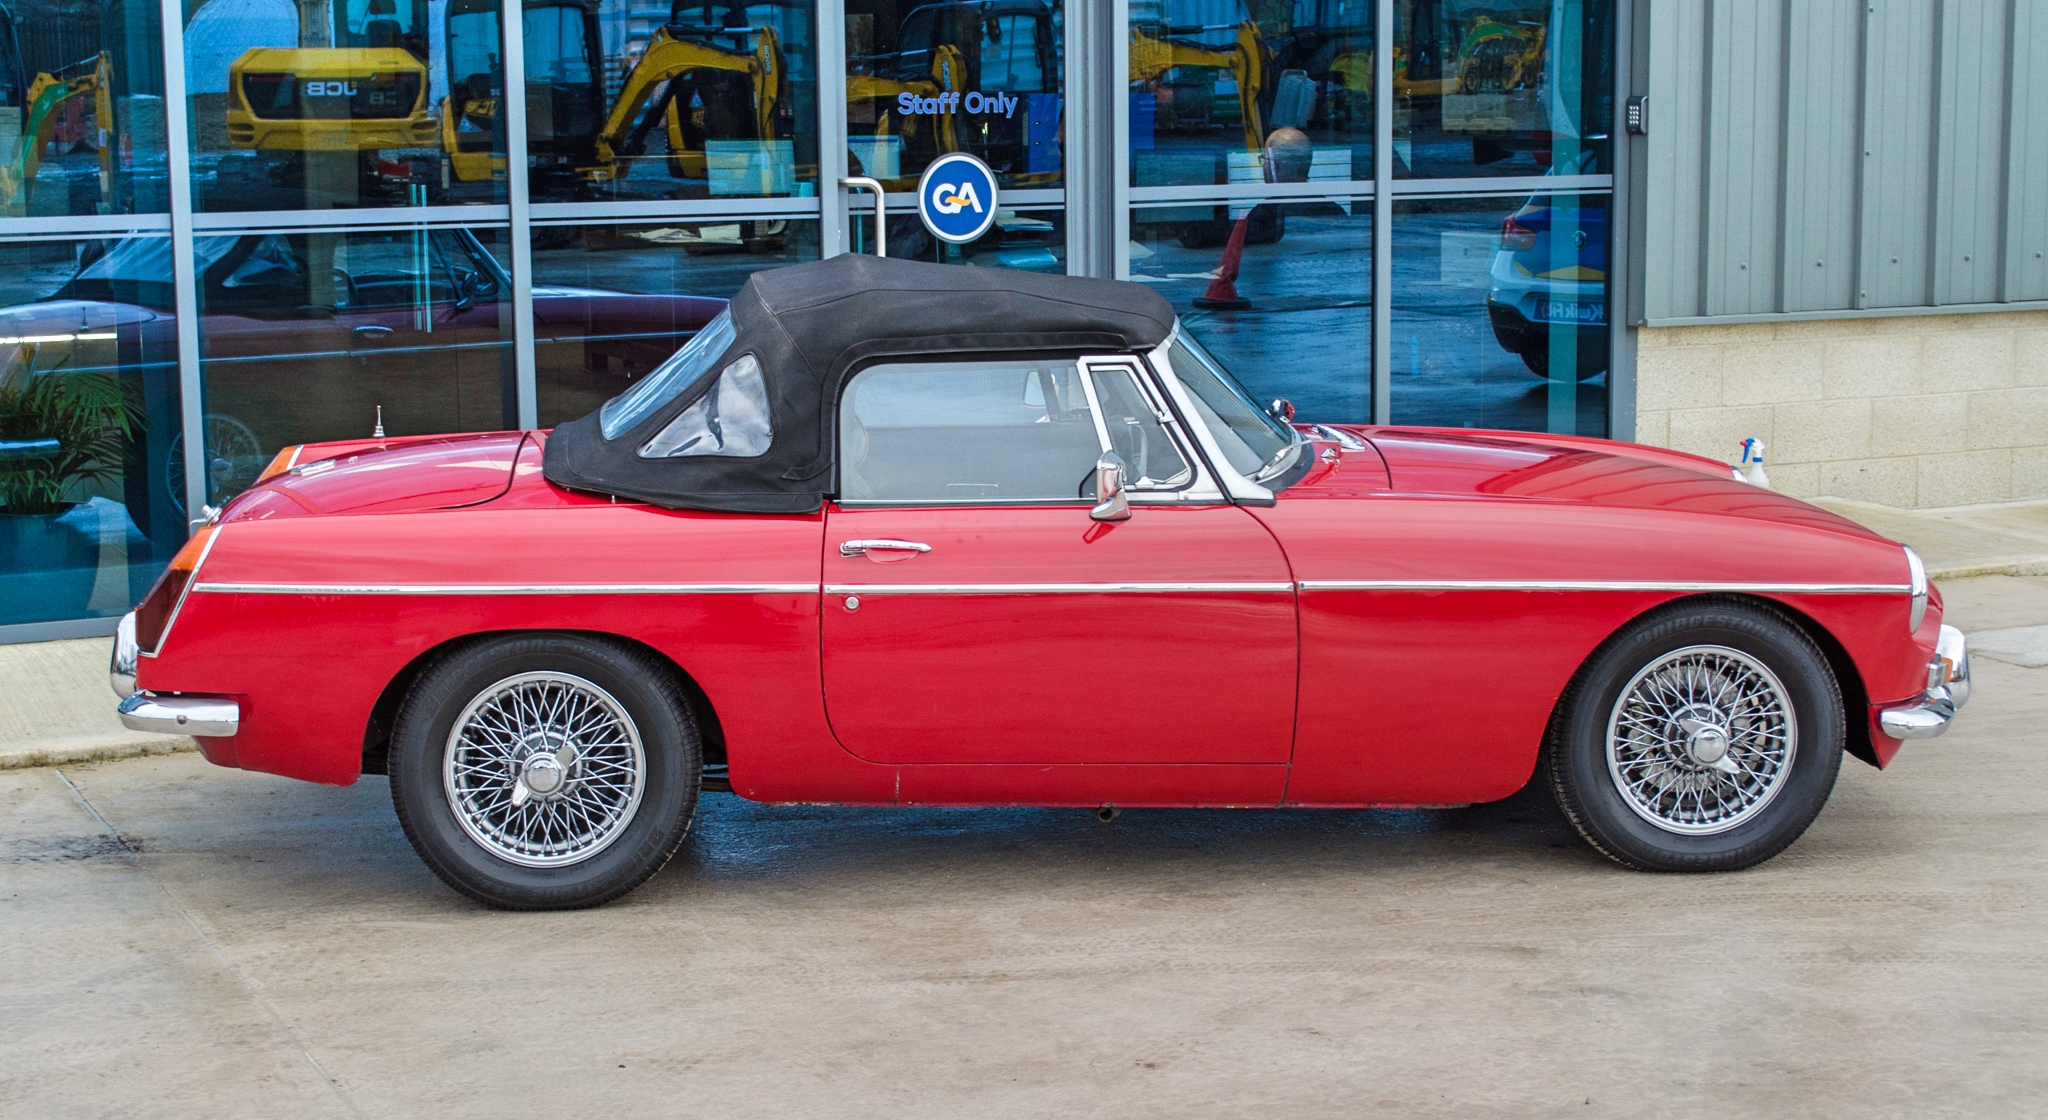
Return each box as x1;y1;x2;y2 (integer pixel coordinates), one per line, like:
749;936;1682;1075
1091;452;1130;522
1268;398;1296;422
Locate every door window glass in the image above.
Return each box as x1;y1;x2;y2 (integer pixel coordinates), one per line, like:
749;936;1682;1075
1087;366;1190;490
841;359;1105;503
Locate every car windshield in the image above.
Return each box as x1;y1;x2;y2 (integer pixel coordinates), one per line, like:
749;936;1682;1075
599;309;738;438
1162;331;1302;482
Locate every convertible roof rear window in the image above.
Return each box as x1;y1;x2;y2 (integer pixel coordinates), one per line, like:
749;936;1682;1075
600;309;737;440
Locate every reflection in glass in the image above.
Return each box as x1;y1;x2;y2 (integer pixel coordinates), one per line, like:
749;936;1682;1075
846;0;1062;192
530;0;816;204
1127;0;1371;190
1390;192;1607;434
0;236;183;627
1392;0;1611;179
0;0;167;216
186;0;505;210
852;202;1063;271
530;220;818;428
1130;202;1369;423
188;225;517;487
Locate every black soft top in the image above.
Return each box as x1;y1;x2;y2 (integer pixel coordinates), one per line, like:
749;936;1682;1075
542;254;1178;513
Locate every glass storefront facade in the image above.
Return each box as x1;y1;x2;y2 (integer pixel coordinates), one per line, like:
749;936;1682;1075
0;0;1614;638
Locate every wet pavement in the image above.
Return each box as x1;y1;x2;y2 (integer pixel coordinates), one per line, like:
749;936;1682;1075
4;576;2046;1118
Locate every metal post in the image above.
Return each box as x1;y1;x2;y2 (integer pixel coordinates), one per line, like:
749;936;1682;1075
841;177;886;255
1063;0;1119;279
502;0;538;430
1609;0;1644;442
159;0;206;528
1110;0;1130;280
1370;0;1393;425
818;0;849;257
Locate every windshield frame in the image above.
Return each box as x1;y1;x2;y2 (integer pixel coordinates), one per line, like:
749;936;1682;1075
1147;323;1306;498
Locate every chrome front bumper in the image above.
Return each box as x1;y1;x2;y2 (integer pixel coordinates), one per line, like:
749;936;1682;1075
1878;624;1972;740
117;692;240;737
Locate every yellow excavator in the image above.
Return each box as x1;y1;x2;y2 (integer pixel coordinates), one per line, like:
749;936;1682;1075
586;15;784;186
441;0;606;185
844;41;966;189
1128;21;1269;153
0;51;112;215
223;0;437;158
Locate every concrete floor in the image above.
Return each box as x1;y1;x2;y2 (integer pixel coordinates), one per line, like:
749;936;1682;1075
5;579;2046;1118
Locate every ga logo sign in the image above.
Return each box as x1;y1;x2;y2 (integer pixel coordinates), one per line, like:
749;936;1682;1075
917;153;1000;244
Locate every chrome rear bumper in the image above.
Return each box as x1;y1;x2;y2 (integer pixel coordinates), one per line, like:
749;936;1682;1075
1877;624;1971;740
117;692;240;738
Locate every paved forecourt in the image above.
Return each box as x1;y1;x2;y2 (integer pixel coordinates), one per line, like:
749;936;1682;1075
3;575;2046;1118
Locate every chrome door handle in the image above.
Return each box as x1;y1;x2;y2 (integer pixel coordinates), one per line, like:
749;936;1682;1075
840;539;931;557
353;325;395;337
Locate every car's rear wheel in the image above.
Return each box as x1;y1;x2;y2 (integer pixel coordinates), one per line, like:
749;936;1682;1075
389;633;700;909
1547;599;1844;872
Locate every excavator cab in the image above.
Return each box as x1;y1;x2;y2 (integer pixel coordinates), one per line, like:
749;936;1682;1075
442;0;604;187
224;0;437;169
587;0;792;191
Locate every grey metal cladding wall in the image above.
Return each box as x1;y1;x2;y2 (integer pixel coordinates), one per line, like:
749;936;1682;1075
2008;2;2048;302
1643;0;2048;322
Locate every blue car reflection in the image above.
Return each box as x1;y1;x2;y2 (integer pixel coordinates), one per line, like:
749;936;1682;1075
1484;178;1607;381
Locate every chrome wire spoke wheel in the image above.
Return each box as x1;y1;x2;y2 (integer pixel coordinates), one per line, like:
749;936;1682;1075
1604;644;1797;836
442;671;647;868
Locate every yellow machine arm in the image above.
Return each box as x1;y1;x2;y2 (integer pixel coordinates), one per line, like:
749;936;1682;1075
1128;21;1266;152
844;42;967;186
2;52;112;213
589;25;781;182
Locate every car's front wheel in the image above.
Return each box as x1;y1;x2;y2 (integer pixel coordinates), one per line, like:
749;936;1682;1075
389;633;701;909
1548;599;1844;871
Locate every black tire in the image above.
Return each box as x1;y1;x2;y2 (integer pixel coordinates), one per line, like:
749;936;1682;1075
389;633;701;909
1547;599;1844;872
1517;342;1608;381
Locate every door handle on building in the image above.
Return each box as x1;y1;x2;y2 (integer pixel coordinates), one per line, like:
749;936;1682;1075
840;539;931;558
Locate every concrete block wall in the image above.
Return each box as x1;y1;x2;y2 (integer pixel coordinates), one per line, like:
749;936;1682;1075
1633;309;2048;507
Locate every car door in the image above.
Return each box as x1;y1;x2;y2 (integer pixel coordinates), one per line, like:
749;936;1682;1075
821;353;1298;768
333;229;515;436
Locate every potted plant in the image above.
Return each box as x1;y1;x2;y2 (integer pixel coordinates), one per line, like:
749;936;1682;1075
0;363;145;619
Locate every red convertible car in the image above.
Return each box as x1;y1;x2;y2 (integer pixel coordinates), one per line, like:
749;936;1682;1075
111;255;1972;910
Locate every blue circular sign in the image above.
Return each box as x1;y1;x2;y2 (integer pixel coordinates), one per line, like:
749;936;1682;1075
917;153;1000;244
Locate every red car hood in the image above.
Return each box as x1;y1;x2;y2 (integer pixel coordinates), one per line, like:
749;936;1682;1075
1359;428;1887;541
223;432;528;520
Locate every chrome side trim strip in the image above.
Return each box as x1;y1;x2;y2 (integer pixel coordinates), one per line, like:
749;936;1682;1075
193;582;817;596
826;582;1295;595
1297;580;1913;594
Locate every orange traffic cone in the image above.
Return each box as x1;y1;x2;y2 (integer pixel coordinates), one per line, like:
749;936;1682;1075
1193;214;1252;310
